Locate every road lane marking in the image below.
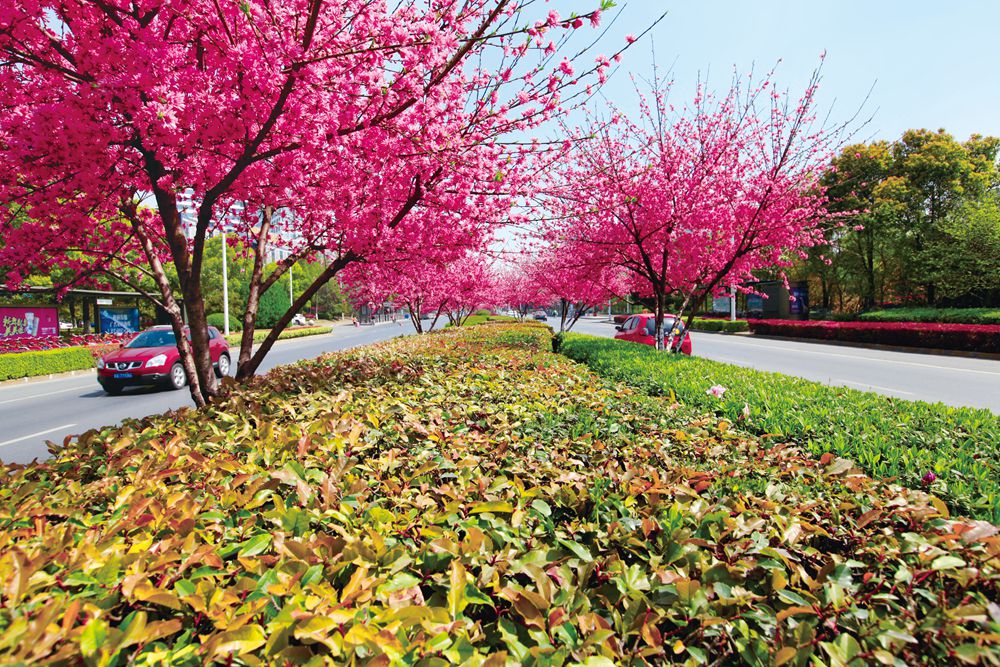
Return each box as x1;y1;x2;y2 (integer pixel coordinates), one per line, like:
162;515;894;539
0;386;85;406
697;336;1000;376
835;379;915;395
0;424;77;448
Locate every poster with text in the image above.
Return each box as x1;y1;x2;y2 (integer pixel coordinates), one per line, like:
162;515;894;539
0;306;59;337
98;307;140;335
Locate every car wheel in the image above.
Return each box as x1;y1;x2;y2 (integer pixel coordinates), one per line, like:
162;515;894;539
215;353;230;378
168;362;187;390
102;381;123;396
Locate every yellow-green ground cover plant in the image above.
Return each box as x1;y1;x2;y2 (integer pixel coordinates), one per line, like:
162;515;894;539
0;323;997;665
558;333;1000;524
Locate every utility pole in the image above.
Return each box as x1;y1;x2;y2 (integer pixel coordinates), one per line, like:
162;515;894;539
730;286;737;322
221;233;230;336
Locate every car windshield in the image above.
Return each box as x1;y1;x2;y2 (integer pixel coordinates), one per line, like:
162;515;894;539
127;330;176;348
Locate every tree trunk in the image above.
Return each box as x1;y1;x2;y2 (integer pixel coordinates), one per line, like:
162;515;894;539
236;253;354;380
654;292;667;351
238;206;272;375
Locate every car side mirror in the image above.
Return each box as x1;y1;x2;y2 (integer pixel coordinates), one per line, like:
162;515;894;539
614;325;623;331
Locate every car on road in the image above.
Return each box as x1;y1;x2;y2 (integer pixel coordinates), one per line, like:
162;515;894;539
614;313;692;354
96;325;230;395
532;311;548;321
291;313;308;326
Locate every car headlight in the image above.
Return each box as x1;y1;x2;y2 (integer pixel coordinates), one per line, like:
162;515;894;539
96;357;104;369
146;354;167;368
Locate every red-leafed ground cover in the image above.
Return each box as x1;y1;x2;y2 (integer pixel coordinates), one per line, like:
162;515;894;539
0;333;133;356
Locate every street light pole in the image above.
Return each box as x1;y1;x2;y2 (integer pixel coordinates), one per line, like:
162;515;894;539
288;262;294;306
730;286;737;322
221;233;230;336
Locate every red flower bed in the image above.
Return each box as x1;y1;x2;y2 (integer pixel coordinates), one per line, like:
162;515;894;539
0;333;134;356
747;319;1000;352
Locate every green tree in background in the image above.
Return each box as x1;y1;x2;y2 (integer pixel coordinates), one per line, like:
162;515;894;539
922;195;1000;305
813;129;999;310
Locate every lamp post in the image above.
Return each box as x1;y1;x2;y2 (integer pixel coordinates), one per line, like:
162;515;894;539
288;262;294;306
221;232;230;336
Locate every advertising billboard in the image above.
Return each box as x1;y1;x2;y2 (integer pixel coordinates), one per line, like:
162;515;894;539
0;306;59;338
789;284;809;315
98;307;141;335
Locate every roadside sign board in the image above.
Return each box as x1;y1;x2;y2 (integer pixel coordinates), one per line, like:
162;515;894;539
98;307;140;334
0;306;59;337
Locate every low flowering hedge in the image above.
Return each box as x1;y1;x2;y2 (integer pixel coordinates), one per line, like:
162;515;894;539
0;324;998;664
0;333;133;356
0;346;95;381
747;318;1000;352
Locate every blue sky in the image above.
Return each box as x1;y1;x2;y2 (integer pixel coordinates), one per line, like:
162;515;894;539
586;1;1000;142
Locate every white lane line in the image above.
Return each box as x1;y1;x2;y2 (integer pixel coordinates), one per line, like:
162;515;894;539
0;424;77;448
0;386;84;406
836;379;915;395
702;337;1000;377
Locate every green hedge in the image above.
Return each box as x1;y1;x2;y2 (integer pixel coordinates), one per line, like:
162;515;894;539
0;346;95;381
858;307;1000;325
224;325;333;346
691;318;749;333
560;333;1000;522
206;312;242;332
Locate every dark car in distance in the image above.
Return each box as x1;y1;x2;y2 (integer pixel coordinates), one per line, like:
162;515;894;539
97;325;230;395
614;313;693;355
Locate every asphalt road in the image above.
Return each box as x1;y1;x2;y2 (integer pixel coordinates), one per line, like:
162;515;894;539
571;318;1000;414
0;321;419;465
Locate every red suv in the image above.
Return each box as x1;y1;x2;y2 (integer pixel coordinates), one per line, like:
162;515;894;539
97;325;231;395
614;313;692;354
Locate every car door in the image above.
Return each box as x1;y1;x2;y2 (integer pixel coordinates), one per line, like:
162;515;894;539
624;316;642;342
615;316;634;340
640;316;657;345
207;327;224;362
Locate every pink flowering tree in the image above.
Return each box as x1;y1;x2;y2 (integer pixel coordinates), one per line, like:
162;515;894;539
548;68;844;349
518;246;624;331
0;0;628;404
494;265;547;320
341;257;450;335
438;255;499;327
343;252;498;331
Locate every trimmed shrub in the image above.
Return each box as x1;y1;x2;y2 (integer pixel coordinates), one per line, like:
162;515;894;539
257;283;292;328
206;312;242;332
223;325;332;346
560;332;1000;522
691;318;749;333
0;346;94;380
748;318;1000;352
859;307;1000;325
